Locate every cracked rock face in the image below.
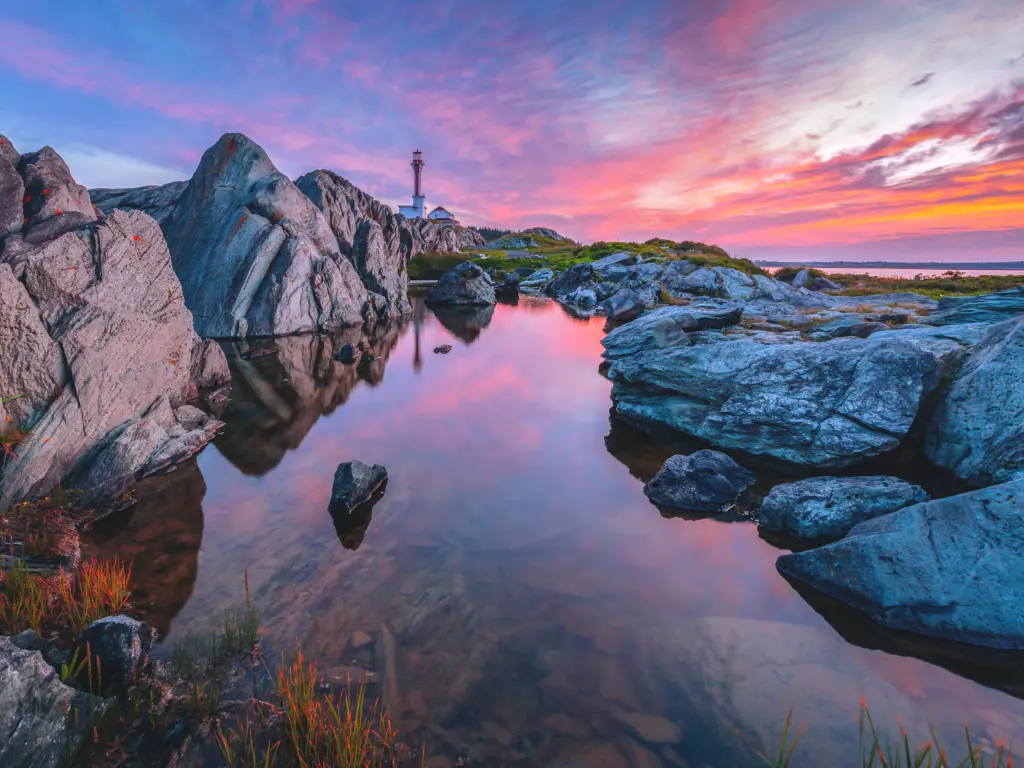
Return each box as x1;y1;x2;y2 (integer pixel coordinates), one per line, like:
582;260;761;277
0;636;106;768
163;133;370;338
606;327;969;467
0;205;226;507
777;480;1024;648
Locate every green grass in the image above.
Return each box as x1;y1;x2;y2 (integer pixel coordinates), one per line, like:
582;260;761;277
824;272;1024;300
762;702;1016;767
773;266;827;282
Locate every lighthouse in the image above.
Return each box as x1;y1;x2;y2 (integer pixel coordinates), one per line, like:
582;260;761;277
398;150;427;219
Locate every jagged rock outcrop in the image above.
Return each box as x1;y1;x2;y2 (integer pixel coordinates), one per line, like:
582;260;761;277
0;207;227;507
18;146;97;244
405;216;461;255
162;134;371;338
0;134;24;238
605;324;969;467
352;220;410;316
426;261;496;306
757;476;929;541
0;636;106;768
89;180;187;225
777;480;1024;648
925;316;1024;486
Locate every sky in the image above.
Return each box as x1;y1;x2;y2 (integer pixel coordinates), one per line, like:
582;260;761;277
1;0;1022;262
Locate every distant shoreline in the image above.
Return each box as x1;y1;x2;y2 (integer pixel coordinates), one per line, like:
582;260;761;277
755;261;1024;270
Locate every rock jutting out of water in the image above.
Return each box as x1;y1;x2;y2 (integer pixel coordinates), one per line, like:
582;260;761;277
643;450;756;513
426;260;497;306
777;480;1024;648
756;476;929;541
329;460;389;515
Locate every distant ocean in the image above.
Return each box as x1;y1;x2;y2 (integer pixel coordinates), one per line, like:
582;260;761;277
757;263;1024;278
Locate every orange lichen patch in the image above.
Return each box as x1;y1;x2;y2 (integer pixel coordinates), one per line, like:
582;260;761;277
23;195;31;204
169;359;178;366
54;208;63;216
42;188;51;196
132;235;144;243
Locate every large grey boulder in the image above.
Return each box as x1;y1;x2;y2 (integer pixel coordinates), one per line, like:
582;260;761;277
607;329;967;467
757;476;929;540
601;305;743;360
927;287;1024;326
778;480;1024;648
601;287;646;326
925;316;1024;486
644;450;755;512
163;133;369;338
0;636;106;768
329;460;388;514
18;146;97;244
0;134;24;238
426;261;496;306
0;209;225;507
351;219;410;317
296;169;403;257
89;180;187;225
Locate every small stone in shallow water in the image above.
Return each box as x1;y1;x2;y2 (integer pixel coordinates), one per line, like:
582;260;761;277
434;344;453;354
643;450;755;513
329;460;388;514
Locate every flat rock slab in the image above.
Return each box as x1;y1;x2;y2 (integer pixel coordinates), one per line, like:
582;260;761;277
777;480;1024;648
757;475;928;541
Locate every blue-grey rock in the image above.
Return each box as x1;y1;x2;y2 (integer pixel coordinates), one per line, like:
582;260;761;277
519;267;554;289
0;134;24;238
351;219;410;317
925;316;1024;486
0;636;106;768
607;330;967;467
75;615;153;696
757;475;929;540
928;287;1024;326
163;134;368;338
330;460;388;514
602;287;646;325
601;305;743;359
426;260;496;306
644;450;755;512
777;480;1024;648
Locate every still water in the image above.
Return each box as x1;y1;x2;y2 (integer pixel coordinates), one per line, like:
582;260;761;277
84;295;1024;767
765;267;1024;278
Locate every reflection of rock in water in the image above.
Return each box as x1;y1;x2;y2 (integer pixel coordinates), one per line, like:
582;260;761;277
603;410;706;483
329;484;387;551
784;574;1024;700
215;321;408;476
431;303;495;344
80;460;205;637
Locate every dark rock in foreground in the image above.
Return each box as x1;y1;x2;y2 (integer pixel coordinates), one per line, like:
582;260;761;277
777;480;1024;648
925;316;1024;486
426;261;496;306
0;636;105;768
643;450;755;512
75;615;153;696
757;476;929;541
329;460;388;514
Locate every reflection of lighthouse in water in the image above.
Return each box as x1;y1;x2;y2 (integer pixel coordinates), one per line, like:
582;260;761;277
412;298;426;374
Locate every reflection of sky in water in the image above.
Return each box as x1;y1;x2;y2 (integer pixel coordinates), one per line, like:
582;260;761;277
115;297;1024;766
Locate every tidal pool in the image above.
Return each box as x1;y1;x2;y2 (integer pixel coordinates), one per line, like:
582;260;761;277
83;294;1024;767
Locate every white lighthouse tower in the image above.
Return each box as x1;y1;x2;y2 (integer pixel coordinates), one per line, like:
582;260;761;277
398;150;426;219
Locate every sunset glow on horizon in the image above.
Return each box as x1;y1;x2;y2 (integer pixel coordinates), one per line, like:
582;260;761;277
1;0;1022;261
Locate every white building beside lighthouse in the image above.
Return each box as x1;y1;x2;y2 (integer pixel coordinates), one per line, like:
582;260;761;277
398;150;427;219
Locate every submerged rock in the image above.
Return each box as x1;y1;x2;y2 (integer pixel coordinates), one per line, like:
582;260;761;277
0;636;105;768
329;460;388;514
643;450;755;512
426;261;496;306
75;615;153;696
777;480;1024;648
757;476;929;541
607;329;967;467
925;316;1024;486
